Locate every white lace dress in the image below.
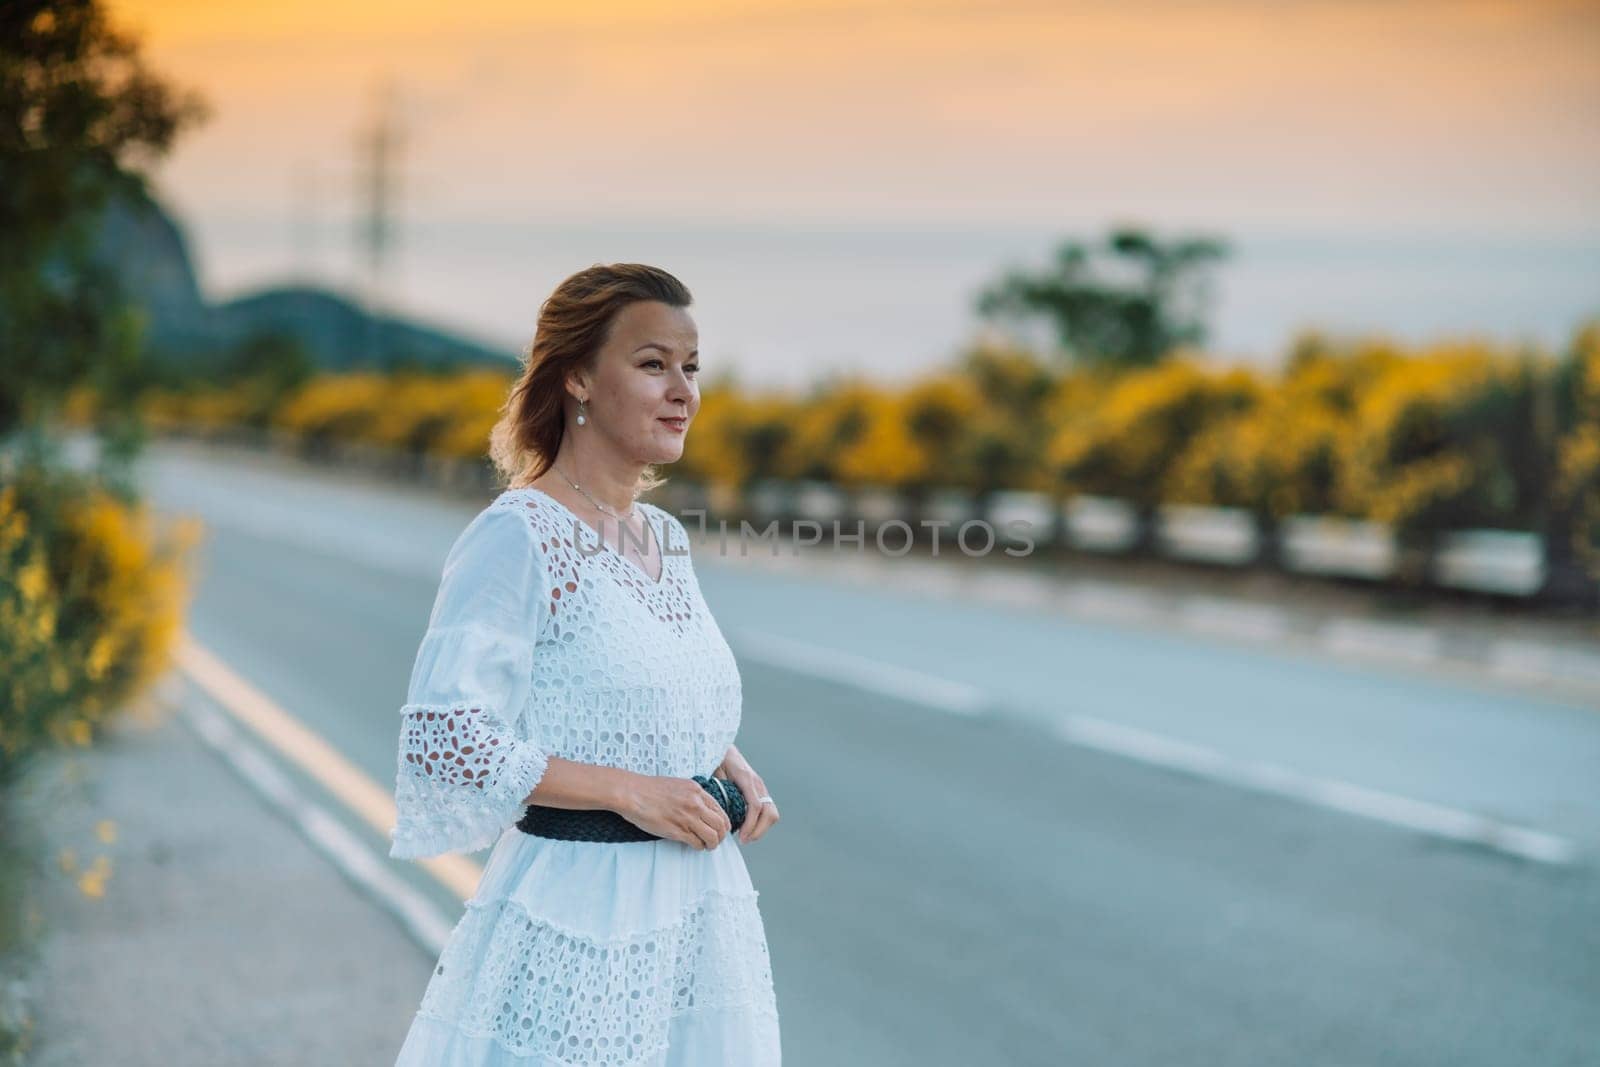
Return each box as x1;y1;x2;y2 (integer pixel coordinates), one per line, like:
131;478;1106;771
388;488;781;1066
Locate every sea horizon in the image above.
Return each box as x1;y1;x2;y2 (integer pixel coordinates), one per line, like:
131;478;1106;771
180;211;1600;390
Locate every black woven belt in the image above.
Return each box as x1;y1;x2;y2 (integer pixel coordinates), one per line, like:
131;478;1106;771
517;775;748;843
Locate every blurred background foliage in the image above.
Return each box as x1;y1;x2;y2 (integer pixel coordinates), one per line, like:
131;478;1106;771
0;466;198;788
80;317;1600;576
3;5;206;1019
975;227;1230;369
3;0;206;788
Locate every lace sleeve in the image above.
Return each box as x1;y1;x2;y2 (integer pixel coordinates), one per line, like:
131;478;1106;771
389;503;550;861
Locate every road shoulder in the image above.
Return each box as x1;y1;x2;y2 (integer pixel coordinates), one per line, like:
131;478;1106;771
12;676;429;1066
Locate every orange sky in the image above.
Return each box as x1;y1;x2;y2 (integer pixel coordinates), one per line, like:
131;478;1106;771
111;0;1599;235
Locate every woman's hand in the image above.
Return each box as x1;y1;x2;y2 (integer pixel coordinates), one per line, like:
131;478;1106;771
616;774;731;850
718;745;779;845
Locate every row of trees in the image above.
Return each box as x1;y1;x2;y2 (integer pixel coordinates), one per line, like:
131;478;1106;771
2;0;204;771
670;325;1599;571
121;319;1600;574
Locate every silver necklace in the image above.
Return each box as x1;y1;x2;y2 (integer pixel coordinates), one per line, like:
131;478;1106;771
551;463;638;523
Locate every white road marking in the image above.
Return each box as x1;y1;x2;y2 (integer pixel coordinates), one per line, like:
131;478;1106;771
183;697;458;956
1319;619;1442;666
731;629;1581;867
1054;714;1578;866
176;632;480;949
1059;582;1164;622
701;533;1600;699
981;571;1059;610
1489;640;1600;689
1176;597;1291;643
1488;641;1558;685
730;630;991;717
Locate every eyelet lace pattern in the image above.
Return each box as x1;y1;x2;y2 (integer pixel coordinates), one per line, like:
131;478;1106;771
415;888;778;1065
516;492;743;782
393;700;553;858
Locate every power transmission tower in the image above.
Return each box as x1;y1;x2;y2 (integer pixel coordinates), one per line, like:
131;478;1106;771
353;77;405;368
290;163;321;282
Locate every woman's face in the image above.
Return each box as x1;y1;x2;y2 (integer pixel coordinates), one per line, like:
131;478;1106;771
578;300;700;463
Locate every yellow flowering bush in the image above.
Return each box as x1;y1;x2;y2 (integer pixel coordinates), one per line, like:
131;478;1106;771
429;371;520;461
674;383;737;486
1281;331;1410;413
1162;340;1391;517
900;374;983;490
115;315;1599;565
0;467;198;785
780;381;881;484
137;383;262;433
947;409;1047;494
1048;356;1264;506
893;363;1066;495
1033;372;1112;487
681;385;803;488
271;372;394;446
958;343;1059;421
1334;341;1549;532
1553;322;1600;575
338;368;513;459
1163;396;1340;516
835;391;928;489
363;372;468;453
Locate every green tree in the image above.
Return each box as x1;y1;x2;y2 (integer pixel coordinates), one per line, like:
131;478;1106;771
975;224;1229;369
0;0;206;455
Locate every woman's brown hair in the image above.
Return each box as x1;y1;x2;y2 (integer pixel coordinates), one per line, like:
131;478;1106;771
489;263;694;494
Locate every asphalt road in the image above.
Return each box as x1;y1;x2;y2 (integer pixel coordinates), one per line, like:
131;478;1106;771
137;439;1600;1067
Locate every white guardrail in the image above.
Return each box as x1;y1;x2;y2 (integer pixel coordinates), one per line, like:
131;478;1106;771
681;480;1558;599
174;432;1569;601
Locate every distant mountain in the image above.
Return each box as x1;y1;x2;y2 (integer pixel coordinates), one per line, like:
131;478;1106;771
89;187;520;374
208;284;518;373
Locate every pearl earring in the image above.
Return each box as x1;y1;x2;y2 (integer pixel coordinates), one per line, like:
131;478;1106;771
576;399;587;426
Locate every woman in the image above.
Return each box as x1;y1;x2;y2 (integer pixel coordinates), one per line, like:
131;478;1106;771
389;263;782;1065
